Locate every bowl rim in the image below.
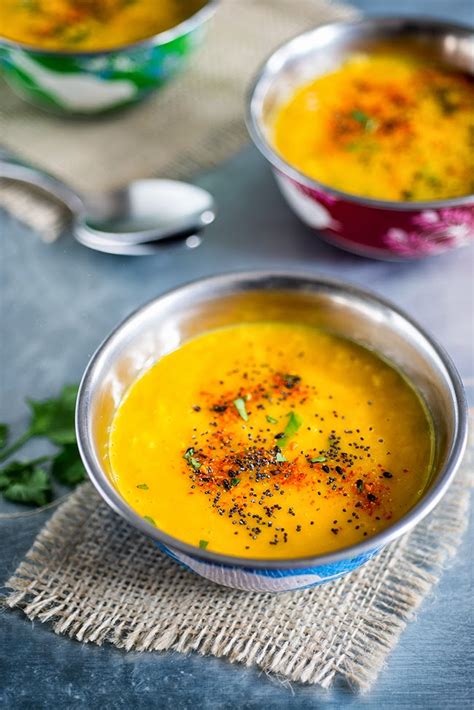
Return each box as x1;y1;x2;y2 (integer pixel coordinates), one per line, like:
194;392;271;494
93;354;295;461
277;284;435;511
76;270;468;570
0;0;218;58
246;15;474;212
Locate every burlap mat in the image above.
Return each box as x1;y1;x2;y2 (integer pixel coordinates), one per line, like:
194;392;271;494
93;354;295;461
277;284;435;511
0;0;356;241
3;421;472;692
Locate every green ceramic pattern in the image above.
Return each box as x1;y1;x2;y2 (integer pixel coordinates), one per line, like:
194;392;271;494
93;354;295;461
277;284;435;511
0;23;207;114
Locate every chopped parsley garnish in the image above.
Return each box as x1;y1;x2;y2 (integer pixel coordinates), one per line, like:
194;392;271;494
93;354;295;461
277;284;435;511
278;411;302;447
356;479;364;493
266;415;278;425
310;456;327;463
143;515;156;526
199;539;209;549
351;109;377;132
183;447;202;470
275;451;286;463
136;483;149;490
233;397;249;421
230;477;240;487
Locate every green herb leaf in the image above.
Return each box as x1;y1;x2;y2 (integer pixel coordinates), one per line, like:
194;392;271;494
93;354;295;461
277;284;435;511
351;109;377;132
275;451;286;463
0;461;52;506
279;411;302;447
233;397;249;421
356;479;364;493
199;539;209;549
310;456;327;463
137;483;149;490
28;384;79;445
183;446;202;470
230;477;240;487
143;515;156;526
266;415;278;425
51;444;85;485
0;424;8;450
352;109;369;124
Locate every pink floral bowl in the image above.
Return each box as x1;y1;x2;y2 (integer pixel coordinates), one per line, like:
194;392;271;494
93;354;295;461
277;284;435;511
246;17;474;260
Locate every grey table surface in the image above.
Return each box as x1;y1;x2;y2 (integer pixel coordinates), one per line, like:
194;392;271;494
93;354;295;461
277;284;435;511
1;2;474;708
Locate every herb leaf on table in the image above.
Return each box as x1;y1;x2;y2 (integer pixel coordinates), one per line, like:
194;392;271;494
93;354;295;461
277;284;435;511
0;384;84;507
0;423;8;450
0;460;52;506
28;384;78;444
52;444;86;485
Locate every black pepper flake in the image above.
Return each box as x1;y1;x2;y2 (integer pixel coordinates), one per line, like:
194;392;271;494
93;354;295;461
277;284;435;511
282;373;301;389
382;471;393;478
356;479;364;492
367;493;377;502
211;404;228;413
331;528;339;535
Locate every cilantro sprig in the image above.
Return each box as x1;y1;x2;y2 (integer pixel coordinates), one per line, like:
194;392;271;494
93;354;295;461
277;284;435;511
0;384;85;507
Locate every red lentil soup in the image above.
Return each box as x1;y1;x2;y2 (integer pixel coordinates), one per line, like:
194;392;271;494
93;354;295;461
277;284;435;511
109;323;434;558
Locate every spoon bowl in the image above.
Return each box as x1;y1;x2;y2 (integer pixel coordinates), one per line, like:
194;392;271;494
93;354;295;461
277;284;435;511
74;226;203;255
83;179;215;245
0;150;215;254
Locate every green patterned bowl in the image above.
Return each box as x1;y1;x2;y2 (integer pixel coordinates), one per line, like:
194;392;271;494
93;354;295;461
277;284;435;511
0;1;217;115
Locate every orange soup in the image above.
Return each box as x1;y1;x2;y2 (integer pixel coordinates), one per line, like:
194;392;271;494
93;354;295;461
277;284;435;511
0;0;206;51
272;52;474;201
109;323;434;559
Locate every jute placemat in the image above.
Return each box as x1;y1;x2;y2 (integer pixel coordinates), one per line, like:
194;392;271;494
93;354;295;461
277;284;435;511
3;422;472;691
0;0;357;241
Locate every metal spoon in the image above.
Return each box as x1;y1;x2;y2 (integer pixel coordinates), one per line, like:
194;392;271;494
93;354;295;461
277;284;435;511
75;227;203;256
0;149;215;254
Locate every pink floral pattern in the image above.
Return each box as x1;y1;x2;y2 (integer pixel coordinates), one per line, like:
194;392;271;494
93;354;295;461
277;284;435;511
384;209;474;256
279;172;474;259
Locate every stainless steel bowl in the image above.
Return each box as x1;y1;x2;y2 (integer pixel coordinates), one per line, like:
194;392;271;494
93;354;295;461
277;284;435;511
247;17;474;260
76;272;468;591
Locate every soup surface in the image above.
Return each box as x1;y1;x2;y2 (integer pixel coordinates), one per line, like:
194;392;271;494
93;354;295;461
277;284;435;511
0;0;206;51
272;52;474;201
109;323;433;559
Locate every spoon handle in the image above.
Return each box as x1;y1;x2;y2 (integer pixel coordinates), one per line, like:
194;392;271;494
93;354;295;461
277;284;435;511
0;147;84;216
